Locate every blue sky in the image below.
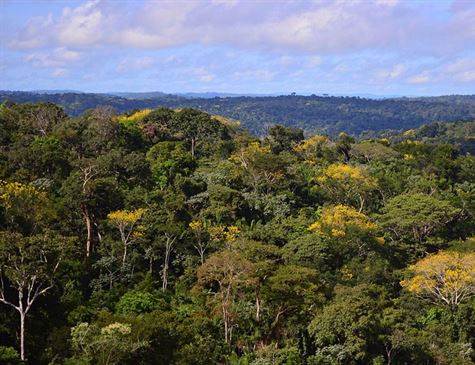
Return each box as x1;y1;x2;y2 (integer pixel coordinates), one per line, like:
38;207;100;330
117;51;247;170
1;0;474;96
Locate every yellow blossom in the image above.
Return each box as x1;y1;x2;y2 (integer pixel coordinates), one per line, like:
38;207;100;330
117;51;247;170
0;180;47;209
375;236;385;245
117;109;152;123
317;163;373;184
401;251;475;305
225;226;240;242
308;204;377;238
208;225;226;241
294;134;329;153
107;208;145;225
403;129;416;137
189;220;204;232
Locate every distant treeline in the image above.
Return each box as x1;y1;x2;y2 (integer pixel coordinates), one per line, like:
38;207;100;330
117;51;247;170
2;91;475;136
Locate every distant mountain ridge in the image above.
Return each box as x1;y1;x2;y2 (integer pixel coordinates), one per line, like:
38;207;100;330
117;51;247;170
1;90;474;136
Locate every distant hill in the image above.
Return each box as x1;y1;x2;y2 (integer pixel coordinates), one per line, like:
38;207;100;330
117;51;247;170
106;91;170;99
1;90;475;136
30;89;84;94
177;92;276;98
363;120;475;155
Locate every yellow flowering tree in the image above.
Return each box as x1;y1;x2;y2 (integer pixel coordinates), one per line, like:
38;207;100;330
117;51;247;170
400;251;475;306
403;129;416;138
212;115;241;127
308;205;377;238
107;208;146;266
225;225;240;243
294;134;333;162
0;180;49;232
316;163;378;212
117;109;152;125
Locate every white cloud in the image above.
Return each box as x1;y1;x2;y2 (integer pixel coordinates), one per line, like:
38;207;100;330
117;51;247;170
51;68;68;78
454;71;475;82
306;56;322;68
233;69;275;82
193;68;215;82
279;56;293;66
11;14;55;49
407;74;431;84
4;0;474;93
57;47;81;61
377;63;406;80
9;0;475;57
116;57;154;73
11;0;107;49
56;0;104;46
444;58;475;82
25;47;81;68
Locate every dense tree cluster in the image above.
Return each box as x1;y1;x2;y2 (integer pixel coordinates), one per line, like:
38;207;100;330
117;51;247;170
0;101;474;364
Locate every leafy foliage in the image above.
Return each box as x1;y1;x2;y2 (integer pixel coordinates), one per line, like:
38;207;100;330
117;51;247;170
0;102;474;364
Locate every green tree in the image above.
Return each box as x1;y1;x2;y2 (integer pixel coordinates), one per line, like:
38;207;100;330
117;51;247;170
69;322;148;365
266;125;304;154
146;141;195;189
378;192;460;245
308;285;387;364
196;250;255;343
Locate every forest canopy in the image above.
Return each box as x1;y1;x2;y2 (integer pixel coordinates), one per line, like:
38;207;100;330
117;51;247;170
0;101;474;364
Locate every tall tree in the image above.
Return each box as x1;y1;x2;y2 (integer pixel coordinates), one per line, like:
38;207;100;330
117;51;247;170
196;250;254;343
0;231;75;360
107;208;146;267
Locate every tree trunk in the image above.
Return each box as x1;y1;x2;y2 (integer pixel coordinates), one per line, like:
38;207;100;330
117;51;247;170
82;204;92;257
199;250;204;265
162;234;179;292
255;288;261;322
223;305;231;343
20;311;25;361
194;241;205;265
191;137;196;159
162;249;169;292
162;239;171;292
358;194;365;213
122;244;127;266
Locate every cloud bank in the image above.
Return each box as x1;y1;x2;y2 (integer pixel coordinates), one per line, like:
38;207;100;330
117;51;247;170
2;0;474;94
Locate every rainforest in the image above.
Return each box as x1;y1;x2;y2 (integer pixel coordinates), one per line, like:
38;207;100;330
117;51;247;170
0;101;474;365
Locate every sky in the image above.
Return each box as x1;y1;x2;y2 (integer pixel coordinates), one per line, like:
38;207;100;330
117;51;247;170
0;0;474;96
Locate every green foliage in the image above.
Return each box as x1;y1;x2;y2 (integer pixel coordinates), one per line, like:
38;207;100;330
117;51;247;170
115;291;166;315
146;141;195;189
379;192;460;245
0;346;23;365
68;321;148;365
0;101;474;364
308;284;387;363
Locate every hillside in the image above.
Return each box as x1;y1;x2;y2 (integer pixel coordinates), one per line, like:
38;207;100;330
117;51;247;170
2;91;475;136
362;120;475;154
